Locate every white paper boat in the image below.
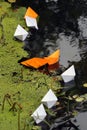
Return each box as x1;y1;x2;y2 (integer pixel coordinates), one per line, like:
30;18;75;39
25;16;38;29
14;24;28;41
61;65;76;83
31;104;47;124
41;89;58;108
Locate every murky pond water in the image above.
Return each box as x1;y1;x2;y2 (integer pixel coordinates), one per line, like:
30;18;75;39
23;0;87;84
75;112;87;130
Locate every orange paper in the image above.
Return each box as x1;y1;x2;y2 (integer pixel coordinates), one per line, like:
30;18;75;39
24;7;38;18
21;57;48;69
21;50;60;69
45;50;60;65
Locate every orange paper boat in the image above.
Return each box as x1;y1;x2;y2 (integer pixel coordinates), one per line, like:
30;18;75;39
21;50;60;69
45;50;60;65
24;7;38;19
21;57;48;69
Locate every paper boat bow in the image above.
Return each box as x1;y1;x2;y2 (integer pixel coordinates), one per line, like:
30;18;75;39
31;104;47;124
41;89;58;108
14;25;28;41
21;50;60;69
61;65;76;83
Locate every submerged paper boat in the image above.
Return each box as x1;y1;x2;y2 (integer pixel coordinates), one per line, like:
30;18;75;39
41;89;58;108
25;16;38;29
24;7;38;18
21;50;60;69
31;104;47;124
61;65;76;83
14;25;28;41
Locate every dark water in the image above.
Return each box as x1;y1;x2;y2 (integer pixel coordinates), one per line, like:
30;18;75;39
12;0;87;129
22;0;87;85
75;112;87;130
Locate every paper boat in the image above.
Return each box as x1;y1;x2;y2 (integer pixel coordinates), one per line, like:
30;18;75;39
41;89;58;108
45;50;60;65
24;7;38;18
61;65;76;83
31;104;47;124
21;50;60;69
14;25;28;41
25;16;38;29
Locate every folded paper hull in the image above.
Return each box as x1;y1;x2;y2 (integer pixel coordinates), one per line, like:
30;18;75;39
24;7;38;18
21;50;60;69
25;16;38;29
41;89;58;108
14;25;28;41
61;65;76;83
31;104;47;124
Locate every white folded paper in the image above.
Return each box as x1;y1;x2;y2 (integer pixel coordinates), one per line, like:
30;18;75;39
25;16;38;29
61;65;76;83
41;89;58;108
14;24;28;41
31;104;47;124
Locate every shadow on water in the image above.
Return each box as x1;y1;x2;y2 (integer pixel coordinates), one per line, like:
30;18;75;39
11;0;87;129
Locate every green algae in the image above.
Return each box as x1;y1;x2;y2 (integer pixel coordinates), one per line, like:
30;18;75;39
0;2;61;130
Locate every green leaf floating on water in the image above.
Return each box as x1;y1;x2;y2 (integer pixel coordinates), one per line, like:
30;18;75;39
32;126;41;130
83;83;87;88
75;97;84;102
72;95;78;99
8;0;16;3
